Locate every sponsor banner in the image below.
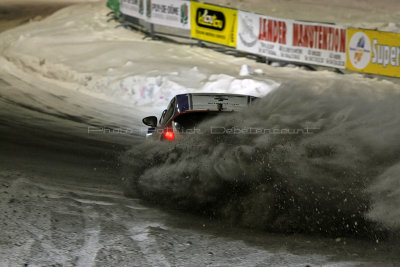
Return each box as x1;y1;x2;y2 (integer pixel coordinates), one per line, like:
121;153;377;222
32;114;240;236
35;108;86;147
191;2;238;47
237;11;347;68
292;21;347;68
107;0;121;18
237;12;291;60
346;28;400;78
120;0;146;20
146;0;190;30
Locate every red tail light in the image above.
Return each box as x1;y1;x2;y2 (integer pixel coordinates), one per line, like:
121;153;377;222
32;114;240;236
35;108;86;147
163;129;175;141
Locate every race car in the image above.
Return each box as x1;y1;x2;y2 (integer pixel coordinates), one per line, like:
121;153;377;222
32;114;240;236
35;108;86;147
142;93;258;141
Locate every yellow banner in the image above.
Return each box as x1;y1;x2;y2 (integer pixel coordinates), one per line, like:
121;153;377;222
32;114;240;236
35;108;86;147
190;2;237;47
346;28;400;78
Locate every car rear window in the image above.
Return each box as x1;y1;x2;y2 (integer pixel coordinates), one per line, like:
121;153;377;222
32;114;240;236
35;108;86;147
174;112;224;130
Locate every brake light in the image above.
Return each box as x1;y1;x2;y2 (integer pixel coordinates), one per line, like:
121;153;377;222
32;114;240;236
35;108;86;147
163;129;175;141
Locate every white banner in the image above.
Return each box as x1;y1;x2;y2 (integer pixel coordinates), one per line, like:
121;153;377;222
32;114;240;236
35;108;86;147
147;0;190;30
237;11;347;69
120;0;147;20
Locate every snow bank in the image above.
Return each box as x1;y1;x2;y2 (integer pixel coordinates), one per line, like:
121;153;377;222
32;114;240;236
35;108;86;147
108;73;278;112
0;1;279;117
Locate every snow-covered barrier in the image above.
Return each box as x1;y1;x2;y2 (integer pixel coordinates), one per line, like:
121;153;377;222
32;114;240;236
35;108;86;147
112;0;400;78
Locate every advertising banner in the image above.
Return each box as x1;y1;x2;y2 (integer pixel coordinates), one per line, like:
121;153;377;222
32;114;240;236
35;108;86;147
237;11;347;69
146;0;190;30
107;0;121;18
292;21;347;68
191;2;238;47
237;11;291;60
346;28;400;78
120;0;147;20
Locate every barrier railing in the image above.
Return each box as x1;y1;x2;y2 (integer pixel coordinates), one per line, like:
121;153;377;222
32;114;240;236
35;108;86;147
106;0;400;78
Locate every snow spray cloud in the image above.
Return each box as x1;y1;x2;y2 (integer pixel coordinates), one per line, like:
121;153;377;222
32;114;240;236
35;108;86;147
121;79;400;238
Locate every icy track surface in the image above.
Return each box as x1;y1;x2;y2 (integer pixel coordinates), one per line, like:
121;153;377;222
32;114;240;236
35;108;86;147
1;172;355;267
1;1;400;266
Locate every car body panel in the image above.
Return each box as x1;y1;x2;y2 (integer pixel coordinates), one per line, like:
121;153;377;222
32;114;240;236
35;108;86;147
144;93;258;141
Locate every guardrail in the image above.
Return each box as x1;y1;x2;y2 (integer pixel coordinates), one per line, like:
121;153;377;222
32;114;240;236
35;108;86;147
106;0;400;78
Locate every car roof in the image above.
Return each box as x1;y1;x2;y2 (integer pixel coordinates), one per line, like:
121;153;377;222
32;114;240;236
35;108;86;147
174;93;257;113
175;93;256;97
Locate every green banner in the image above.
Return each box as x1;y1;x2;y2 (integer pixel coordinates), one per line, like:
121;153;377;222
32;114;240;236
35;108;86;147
106;0;121;18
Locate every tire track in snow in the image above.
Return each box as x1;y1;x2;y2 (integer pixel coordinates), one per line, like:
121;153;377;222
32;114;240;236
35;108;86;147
75;209;101;267
0;175;73;266
128;222;172;267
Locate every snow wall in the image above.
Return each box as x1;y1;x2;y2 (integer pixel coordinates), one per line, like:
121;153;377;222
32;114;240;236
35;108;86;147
110;0;400;79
